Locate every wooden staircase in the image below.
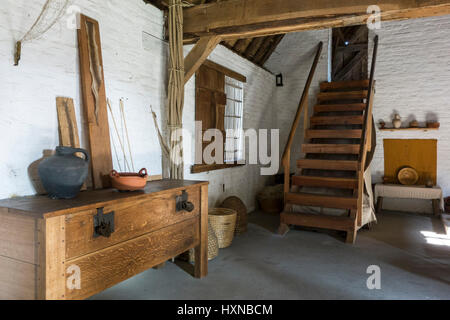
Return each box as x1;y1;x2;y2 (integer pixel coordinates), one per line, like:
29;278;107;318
279;37;378;244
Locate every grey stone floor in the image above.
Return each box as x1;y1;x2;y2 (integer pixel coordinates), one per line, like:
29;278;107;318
91;210;450;300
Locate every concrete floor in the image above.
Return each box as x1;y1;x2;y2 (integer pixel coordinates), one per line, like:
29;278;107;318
91;211;450;300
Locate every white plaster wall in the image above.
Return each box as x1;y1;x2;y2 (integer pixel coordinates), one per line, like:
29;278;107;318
0;0;276;212
369;15;450;198
0;0;166;198
264;30;330;172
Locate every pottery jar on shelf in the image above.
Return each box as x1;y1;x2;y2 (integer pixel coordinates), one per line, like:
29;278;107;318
392;114;402;129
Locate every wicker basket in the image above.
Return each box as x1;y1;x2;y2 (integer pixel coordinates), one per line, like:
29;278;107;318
257;185;284;214
209;208;237;248
188;221;219;262
220;196;248;235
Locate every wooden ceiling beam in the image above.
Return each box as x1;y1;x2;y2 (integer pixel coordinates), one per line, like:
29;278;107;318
184;35;222;83
232;38;253;53
183;0;450;41
252;36;275;63
258;34;285;66
243;37;265;59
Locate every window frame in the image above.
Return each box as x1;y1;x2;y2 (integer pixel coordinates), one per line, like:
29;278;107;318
191;60;247;174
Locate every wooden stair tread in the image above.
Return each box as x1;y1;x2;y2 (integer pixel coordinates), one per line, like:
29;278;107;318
281;211;354;231
292;175;358;189
302;144;359;154
320;80;370;91
297;159;358;171
310;115;364;125
305;129;362;139
314;103;366;113
285;192;357;209
317;90;368;102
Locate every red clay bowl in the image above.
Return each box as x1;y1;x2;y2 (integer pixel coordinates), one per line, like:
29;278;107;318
110;168;148;191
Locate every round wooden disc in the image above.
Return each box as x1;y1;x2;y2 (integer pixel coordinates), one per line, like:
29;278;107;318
398;167;419;185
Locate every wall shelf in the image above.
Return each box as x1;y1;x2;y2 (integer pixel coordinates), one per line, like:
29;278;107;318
379;127;439;132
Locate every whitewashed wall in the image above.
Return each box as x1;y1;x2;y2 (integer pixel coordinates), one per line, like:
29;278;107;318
265;30;330;172
370;15;450;198
0;0;275;211
0;0;165;198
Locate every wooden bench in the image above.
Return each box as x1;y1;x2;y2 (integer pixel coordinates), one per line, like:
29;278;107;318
375;183;443;216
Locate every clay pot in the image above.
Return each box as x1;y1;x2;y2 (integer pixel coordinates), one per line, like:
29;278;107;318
38;146;89;199
379;120;386;129
426;121;440;129
409;120;419;128
392;114;402;128
110;168;148;191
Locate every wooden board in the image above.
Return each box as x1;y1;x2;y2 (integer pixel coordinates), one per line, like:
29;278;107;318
78;14;113;189
292;175;358;189
302;144;359;154
297;159;358;171
43;216;66;300
310;115;364;125
281;212;354;232
314;103;366;113
56;97;87;190
65;218;198;300
286;192;357;209
320;80;369;91
383;139;437;185
0;208;41;300
317;90;368;102
56;97;80;149
0;256;38;300
0;208;39;264
305;129;362;139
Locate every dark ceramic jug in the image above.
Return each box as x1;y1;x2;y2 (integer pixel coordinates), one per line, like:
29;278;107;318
38;146;90;199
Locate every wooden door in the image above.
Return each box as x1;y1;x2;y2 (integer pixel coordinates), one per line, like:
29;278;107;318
332;26;369;81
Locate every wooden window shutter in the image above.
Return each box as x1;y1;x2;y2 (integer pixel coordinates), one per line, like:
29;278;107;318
195;64;225;166
192;61;246;174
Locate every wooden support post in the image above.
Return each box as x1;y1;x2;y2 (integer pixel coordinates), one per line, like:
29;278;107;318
184;36;222;84
194;184;208;278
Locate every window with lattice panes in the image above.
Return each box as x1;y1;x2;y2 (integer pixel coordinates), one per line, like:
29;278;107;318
224;76;244;163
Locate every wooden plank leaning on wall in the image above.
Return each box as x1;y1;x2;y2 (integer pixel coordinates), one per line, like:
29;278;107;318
56;97;87;190
78;14;113;189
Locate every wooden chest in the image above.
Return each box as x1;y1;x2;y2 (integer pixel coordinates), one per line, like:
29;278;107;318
0;180;208;300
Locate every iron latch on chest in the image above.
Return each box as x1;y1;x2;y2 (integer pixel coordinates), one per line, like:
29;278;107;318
93;207;115;238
